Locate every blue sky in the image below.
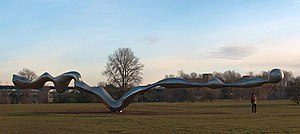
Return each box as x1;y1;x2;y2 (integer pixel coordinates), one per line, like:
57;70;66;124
1;0;300;85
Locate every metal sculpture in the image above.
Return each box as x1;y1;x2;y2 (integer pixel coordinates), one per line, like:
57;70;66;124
12;69;283;112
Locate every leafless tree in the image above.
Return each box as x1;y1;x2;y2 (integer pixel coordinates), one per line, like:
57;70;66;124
190;72;198;80
102;48;144;89
177;70;190;79
37;86;50;103
0;92;10;104
281;71;294;87
247;71;254;77
213;71;224;81
97;81;108;87
165;74;176;78
222;70;241;83
18;68;37;81
16;68;38;103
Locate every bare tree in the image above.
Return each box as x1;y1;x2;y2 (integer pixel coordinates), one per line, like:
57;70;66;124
18;68;37;81
97;81;108;87
222;70;241;83
16;68;37;104
177;70;190;79
165;74;176;78
213;71;224;81
102;48;144;89
281;71;294;87
247;71;254;77
190;72;198;80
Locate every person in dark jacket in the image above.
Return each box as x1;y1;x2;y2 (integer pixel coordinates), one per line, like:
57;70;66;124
251;93;257;113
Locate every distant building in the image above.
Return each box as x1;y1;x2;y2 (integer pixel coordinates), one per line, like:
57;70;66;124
241;75;250;79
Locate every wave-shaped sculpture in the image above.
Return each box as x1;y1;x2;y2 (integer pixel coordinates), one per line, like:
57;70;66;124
12;69;284;112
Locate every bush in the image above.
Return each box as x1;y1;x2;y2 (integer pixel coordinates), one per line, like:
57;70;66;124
291;95;300;104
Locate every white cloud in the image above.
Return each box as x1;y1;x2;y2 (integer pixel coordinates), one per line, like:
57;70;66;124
134;35;160;45
207;45;256;60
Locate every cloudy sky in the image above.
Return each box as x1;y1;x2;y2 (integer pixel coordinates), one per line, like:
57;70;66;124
1;0;300;85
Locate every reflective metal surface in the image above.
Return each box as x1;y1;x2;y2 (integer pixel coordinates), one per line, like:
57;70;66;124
12;68;283;112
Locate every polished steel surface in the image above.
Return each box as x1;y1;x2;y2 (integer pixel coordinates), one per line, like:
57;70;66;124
12;68;283;112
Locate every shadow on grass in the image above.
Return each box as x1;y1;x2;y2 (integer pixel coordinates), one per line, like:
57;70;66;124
5;110;227;117
196;103;295;108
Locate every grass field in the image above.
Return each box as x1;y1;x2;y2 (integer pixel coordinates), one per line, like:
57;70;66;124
0;100;299;134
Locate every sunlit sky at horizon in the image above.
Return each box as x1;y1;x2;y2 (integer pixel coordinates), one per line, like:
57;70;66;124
1;0;300;86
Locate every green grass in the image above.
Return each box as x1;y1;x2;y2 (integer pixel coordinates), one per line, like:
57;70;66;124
0;100;299;134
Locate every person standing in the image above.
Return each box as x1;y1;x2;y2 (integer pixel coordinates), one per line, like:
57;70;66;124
251;93;257;113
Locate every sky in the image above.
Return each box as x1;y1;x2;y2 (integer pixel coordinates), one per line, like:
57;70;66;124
1;0;300;86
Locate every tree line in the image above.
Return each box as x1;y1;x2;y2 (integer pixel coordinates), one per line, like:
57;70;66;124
1;48;299;104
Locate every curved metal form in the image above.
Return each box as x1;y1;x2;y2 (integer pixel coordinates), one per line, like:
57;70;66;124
12;69;284;112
